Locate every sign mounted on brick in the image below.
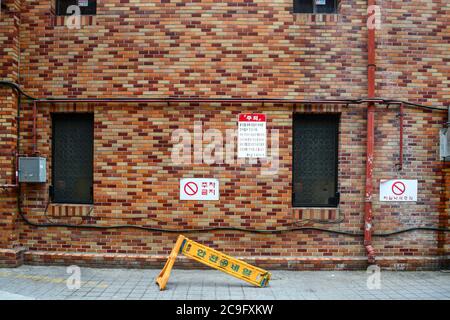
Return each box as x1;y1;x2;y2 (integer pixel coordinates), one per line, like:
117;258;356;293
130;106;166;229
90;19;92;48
379;179;418;202
180;178;219;201
237;113;267;158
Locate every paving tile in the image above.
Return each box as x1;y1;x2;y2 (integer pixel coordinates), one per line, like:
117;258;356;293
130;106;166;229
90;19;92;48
1;266;449;300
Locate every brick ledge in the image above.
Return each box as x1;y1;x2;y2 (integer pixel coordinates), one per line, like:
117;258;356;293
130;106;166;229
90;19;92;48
0;247;27;267
15;250;449;271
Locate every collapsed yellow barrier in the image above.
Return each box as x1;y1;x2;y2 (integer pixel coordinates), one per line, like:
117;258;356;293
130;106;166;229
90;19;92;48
156;235;271;290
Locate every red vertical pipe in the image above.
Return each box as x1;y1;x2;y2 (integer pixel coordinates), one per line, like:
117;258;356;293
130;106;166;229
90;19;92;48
33;101;37;155
364;0;377;263
398;103;404;170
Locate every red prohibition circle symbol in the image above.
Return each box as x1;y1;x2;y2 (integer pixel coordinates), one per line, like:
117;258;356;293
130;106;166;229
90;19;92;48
184;182;198;196
391;181;406;196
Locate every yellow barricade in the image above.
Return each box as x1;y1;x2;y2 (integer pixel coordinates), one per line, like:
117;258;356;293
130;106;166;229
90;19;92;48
155;235;185;291
156;235;271;290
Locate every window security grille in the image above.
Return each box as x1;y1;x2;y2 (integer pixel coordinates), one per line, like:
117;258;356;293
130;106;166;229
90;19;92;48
52;113;93;204
293;0;338;14
55;0;97;16
293;114;339;207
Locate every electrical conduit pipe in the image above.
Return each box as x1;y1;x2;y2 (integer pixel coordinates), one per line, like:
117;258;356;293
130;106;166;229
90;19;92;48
364;0;377;264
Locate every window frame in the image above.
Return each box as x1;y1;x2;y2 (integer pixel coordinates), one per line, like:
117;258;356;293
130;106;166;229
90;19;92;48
292;113;340;208
51;113;94;205
55;0;97;17
293;0;338;14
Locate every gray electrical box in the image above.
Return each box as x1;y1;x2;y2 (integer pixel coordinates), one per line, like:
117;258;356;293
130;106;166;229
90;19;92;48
18;157;47;183
440;128;450;161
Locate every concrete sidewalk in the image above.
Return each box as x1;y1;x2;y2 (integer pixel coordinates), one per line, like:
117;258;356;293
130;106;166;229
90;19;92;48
0;290;35;300
0;266;449;300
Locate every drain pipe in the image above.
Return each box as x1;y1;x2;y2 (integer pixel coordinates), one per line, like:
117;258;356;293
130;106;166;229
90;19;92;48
364;0;377;264
396;103;404;171
32;101;37;155
446;106;450;160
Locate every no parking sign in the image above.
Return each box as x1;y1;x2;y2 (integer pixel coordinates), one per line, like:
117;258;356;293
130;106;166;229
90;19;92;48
379;179;418;202
180;178;219;201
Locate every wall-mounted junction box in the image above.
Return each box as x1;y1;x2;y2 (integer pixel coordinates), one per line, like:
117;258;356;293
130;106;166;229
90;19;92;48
440;128;450;161
18;157;47;183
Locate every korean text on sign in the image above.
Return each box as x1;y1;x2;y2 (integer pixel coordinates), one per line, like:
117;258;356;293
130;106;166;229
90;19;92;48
238;113;267;158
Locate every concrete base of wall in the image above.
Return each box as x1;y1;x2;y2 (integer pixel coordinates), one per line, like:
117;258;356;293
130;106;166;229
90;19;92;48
1;249;448;271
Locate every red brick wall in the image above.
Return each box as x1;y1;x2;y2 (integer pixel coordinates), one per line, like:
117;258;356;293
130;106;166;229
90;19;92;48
0;89;18;248
19;0;368;99
0;0;20;81
15;102;447;267
376;0;449;106
442;166;450;268
0;0;20;249
21;103;366;258
372;107;446;258
1;1;449;269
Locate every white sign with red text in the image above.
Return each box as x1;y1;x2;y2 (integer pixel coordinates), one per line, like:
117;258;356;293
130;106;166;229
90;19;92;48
379;179;418;202
238;113;267;158
180;178;219;201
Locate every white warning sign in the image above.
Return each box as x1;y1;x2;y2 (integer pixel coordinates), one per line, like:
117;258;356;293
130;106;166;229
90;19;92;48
237;113;267;158
180;178;219;201
379;179;418;202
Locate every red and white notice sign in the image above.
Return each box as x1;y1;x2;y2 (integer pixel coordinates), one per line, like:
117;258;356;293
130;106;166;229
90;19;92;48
180;178;219;201
379;179;418;202
237;113;267;158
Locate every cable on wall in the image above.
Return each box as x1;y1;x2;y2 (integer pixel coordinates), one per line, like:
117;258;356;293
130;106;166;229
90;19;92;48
1;80;449;238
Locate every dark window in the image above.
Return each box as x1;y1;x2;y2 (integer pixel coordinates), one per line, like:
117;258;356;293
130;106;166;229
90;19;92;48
55;0;97;16
293;0;337;14
293;114;339;207
52;113;93;204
